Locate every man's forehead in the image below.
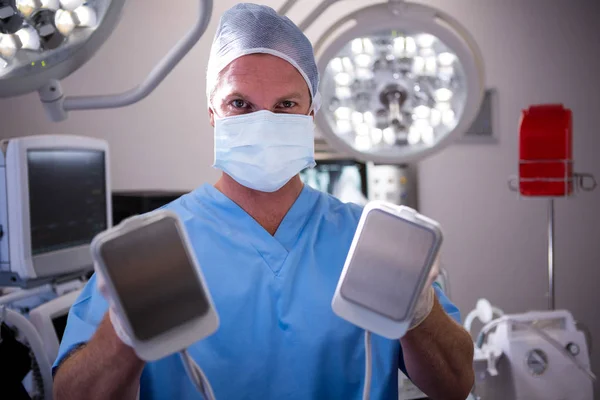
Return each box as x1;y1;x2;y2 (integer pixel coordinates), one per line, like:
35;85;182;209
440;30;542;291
215;54;311;97
222;54;300;78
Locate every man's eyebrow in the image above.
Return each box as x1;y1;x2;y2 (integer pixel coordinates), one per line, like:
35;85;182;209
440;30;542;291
275;92;305;102
221;92;306;104
222;92;251;101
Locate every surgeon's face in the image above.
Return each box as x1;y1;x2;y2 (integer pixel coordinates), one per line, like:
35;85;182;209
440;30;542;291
209;54;312;125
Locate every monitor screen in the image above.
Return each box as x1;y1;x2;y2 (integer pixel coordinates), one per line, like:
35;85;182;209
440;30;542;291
52;313;69;342
300;160;368;203
27;149;107;255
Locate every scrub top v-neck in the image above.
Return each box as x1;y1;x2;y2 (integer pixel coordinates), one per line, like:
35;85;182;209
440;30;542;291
54;184;461;400
197;184;319;275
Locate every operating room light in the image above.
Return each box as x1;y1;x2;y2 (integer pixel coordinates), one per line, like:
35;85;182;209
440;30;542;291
430;108;441;127
352;37;374;55
342;56;354;72
421;125;435;145
314;1;485;164
371;128;383;144
0;1;24;34
393;37;403;55
414;105;430;119
405;36;416;55
334;71;351;86
15;25;40;49
411;55;425;74
335;86;351;100
54;7;75;35
16;0;59;18
393;36;417;58
442;109;455;126
58;0;83;11
356;122;370;136
438;65;453;81
55;6;95;36
436;102;451;111
0;33;18;57
32;9;64;49
438;52;455;66
0;0;131;101
335;106;352;120
355;134;371;151
382;127;396;145
355;53;371;68
434;87;453;102
424;56;436;75
337;119;352;132
351;38;362;54
416;33;435;48
323;30;465;151
0;25;39;59
355;67;373;80
0;0;213;119
330;57;343;73
72;5;95;25
337;119;352;133
407;126;420;145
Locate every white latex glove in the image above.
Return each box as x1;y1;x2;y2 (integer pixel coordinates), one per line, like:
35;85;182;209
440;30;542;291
95;264;134;347
408;253;440;331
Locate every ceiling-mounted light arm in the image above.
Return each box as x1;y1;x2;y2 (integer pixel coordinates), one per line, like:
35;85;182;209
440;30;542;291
277;0;298;16
313;7;365;57
297;0;340;31
39;0;214;122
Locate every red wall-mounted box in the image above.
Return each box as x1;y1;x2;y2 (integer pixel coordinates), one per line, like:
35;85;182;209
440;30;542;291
519;104;573;197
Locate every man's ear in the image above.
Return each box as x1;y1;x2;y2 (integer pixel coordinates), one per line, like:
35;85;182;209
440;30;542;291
208;107;216;127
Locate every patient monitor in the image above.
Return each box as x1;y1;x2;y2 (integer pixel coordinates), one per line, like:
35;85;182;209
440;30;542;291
0;135;112;286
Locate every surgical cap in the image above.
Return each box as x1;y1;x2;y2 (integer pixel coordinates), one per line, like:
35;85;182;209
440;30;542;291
206;3;321;112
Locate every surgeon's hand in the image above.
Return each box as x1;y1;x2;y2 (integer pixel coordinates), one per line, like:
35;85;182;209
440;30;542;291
408;253;440;330
95;265;134;347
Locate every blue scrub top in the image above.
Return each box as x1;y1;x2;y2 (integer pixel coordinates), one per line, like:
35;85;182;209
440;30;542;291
54;184;460;400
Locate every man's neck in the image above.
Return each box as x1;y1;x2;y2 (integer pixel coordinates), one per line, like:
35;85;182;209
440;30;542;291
214;174;304;235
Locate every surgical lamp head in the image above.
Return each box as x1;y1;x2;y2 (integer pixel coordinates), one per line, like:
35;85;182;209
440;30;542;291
0;0;214;122
0;0;123;98
311;1;485;164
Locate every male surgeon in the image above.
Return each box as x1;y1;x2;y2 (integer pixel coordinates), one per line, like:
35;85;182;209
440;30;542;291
53;4;474;400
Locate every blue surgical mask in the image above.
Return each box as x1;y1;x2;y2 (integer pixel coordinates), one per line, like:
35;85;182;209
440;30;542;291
213;110;316;193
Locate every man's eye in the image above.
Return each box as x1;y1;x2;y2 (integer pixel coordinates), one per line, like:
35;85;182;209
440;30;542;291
280;101;296;109
231;99;247;108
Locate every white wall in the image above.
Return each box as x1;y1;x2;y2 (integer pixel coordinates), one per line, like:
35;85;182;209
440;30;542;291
1;0;599;395
416;2;600;397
